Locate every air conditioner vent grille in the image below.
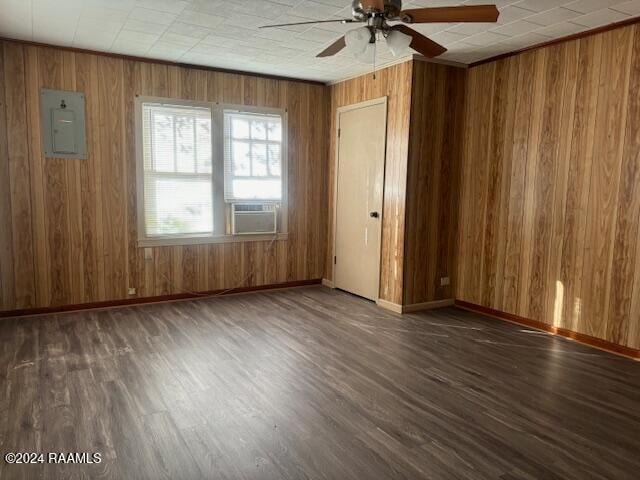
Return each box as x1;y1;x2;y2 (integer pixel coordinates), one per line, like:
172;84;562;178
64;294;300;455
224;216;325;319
231;203;277;235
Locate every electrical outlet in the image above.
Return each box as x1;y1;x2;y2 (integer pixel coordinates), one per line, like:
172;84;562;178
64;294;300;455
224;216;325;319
128;287;136;295
440;277;450;287
144;248;153;260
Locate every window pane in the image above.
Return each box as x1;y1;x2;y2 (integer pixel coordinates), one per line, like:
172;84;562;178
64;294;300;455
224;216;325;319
176;115;195;173
232;118;249;139
145;175;212;236
267;144;281;176
251;121;267;140
232;141;250;176
141;102;213;238
232;179;281;200
152;113;174;172
196;119;212;173
252;143;267;176
267;121;281;141
223;110;284;202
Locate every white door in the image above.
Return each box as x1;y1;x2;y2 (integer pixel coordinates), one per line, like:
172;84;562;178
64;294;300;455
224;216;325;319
334;98;387;301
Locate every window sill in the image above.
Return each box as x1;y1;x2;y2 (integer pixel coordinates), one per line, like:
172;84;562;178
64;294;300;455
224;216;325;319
138;232;288;248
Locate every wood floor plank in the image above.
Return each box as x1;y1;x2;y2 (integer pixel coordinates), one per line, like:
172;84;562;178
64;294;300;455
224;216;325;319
0;287;638;479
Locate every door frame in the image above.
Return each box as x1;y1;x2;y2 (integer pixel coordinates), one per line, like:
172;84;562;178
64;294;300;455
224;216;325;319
331;96;388;301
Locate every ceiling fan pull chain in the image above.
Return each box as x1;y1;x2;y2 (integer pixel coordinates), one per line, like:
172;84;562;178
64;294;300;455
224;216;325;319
372;31;377;80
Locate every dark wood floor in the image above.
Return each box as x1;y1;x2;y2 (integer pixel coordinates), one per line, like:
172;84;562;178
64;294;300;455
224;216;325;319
0;286;639;479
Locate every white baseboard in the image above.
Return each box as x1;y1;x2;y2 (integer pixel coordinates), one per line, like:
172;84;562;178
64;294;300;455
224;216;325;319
321;278;335;288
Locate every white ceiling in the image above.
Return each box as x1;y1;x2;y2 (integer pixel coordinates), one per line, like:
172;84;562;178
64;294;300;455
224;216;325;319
1;0;639;83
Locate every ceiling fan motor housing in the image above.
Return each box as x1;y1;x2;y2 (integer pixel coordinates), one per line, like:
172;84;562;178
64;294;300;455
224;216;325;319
351;0;402;21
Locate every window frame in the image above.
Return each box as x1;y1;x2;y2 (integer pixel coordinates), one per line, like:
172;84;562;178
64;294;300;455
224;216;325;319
135;96;288;247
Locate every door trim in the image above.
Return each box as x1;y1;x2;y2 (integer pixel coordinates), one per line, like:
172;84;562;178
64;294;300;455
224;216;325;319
331;96;388;301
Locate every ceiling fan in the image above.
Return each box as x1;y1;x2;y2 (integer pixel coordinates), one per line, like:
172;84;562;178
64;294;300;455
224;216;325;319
260;1;499;60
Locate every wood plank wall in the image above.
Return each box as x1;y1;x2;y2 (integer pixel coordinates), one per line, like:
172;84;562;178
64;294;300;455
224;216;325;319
456;24;640;349
0;41;329;312
326;62;413;305
403;61;466;306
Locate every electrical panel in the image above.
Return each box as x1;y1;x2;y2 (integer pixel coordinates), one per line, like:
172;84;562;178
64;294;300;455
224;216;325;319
40;88;87;159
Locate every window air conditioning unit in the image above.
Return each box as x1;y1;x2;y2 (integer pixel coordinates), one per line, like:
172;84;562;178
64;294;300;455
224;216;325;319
231;203;277;235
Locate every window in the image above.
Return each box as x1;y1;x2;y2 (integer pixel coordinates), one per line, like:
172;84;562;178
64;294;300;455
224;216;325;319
223;110;282;202
141;102;213;237
136;97;287;246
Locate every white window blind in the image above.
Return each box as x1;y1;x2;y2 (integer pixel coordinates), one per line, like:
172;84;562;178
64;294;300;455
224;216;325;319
141;102;213;237
223;110;282;202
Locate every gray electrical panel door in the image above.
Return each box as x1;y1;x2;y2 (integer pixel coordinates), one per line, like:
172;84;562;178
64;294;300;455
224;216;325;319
40;88;87;159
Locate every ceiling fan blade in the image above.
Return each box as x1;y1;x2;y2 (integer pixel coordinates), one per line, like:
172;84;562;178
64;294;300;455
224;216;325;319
260;18;355;29
362;0;385;11
392;25;447;58
317;36;347;57
401;5;499;23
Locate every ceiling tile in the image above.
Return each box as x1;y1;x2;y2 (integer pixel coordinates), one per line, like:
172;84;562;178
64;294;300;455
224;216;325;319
613;0;640;14
572;7;630;25
130;7;177;26
525;7;583;25
564;0;629;14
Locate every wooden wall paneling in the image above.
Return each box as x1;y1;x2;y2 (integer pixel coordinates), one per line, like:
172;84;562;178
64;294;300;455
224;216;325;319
123;60;140;300
434;67;465;303
545;40;579;328
387;63;412;305
402;61;465;305
606;25;640;346
454;66;476;303
479;59;507;309
75;53;100;302
500;52;535;314
5;44;36;309
491;55;518;312
463;66;489;305
526;44;566;323
0;43;15;308
624;27;640;350
515;49;546;318
580;27;634;340
457;63;495;305
381;63;410;305
62;50;86;305
206;243;222;292
137;61;154;297
558;35;602;333
287;81;303;281
243;75;257;106
308;84;319;280
99;56;127;302
40;47;71;307
148;64;171;297
309;80;324;280
457;24;640;348
24;46;49;308
404;62;439;304
0;41;329;313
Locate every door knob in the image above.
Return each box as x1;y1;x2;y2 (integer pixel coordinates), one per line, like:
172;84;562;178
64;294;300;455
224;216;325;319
369;211;379;218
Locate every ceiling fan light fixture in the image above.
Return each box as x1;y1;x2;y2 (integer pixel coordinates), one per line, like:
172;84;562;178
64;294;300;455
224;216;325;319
386;29;412;57
357;42;376;64
345;27;372;55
